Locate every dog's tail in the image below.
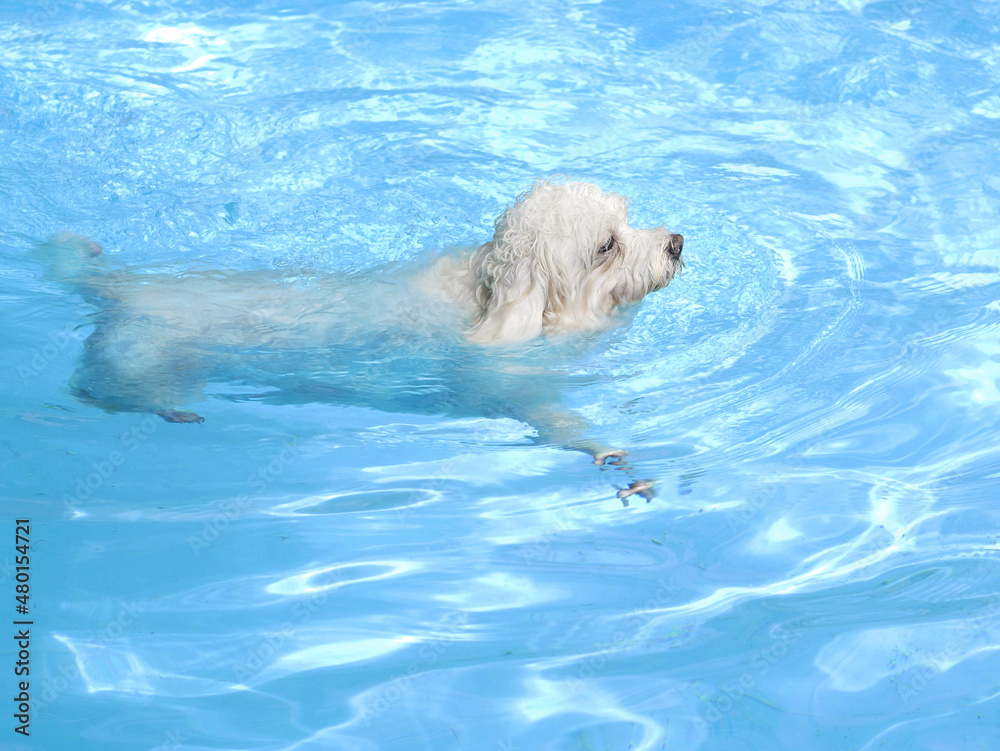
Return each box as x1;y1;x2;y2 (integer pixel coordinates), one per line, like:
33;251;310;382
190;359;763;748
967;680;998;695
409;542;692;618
31;231;107;291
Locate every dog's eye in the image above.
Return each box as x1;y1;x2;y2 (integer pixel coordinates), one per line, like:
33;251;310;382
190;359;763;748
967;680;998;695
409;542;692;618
598;236;615;255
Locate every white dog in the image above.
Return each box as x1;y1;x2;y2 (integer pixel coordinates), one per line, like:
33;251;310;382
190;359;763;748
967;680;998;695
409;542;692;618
40;180;683;477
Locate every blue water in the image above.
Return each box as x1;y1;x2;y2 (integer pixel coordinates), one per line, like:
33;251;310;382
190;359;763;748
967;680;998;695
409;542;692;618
2;1;999;749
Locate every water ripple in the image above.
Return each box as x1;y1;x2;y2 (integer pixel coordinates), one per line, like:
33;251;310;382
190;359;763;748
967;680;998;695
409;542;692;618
6;1;1000;749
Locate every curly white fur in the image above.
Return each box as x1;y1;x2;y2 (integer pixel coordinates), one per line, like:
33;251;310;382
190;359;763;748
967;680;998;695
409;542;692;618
455;181;683;343
37;180;682;471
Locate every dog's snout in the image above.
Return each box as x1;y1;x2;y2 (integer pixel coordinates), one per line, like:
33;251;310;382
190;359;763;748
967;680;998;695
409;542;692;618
668;233;684;257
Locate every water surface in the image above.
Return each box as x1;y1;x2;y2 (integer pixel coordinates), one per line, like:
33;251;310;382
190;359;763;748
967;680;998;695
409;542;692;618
1;1;999;749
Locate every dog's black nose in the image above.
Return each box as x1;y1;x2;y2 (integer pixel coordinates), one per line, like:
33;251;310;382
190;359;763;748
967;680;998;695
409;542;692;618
668;233;684;257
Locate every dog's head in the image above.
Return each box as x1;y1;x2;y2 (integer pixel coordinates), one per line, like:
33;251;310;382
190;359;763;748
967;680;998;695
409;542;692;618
466;181;683;344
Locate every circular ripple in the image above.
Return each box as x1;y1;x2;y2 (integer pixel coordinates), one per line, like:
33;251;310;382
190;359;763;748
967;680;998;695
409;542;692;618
270;487;440;516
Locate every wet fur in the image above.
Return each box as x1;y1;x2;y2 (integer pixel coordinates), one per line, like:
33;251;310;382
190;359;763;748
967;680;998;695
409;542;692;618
39;181;683;465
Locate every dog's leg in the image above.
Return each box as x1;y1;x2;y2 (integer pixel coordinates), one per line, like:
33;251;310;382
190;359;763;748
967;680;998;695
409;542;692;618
71;324;206;423
590;447;629;466
525;405;630;464
155;410;205;424
525;405;656;504
36;234;208;421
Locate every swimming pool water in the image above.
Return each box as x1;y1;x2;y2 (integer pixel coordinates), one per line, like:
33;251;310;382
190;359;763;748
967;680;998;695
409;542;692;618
2;1;999;749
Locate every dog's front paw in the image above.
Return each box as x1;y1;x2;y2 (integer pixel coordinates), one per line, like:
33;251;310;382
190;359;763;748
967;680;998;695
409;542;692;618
617;479;655;505
156;410;205;424
592;448;628;466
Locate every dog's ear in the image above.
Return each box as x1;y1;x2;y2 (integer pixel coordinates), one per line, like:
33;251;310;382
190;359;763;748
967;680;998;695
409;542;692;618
466;240;547;344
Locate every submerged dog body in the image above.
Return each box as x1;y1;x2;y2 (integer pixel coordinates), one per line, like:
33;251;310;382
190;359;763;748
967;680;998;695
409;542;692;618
42;181;683;462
